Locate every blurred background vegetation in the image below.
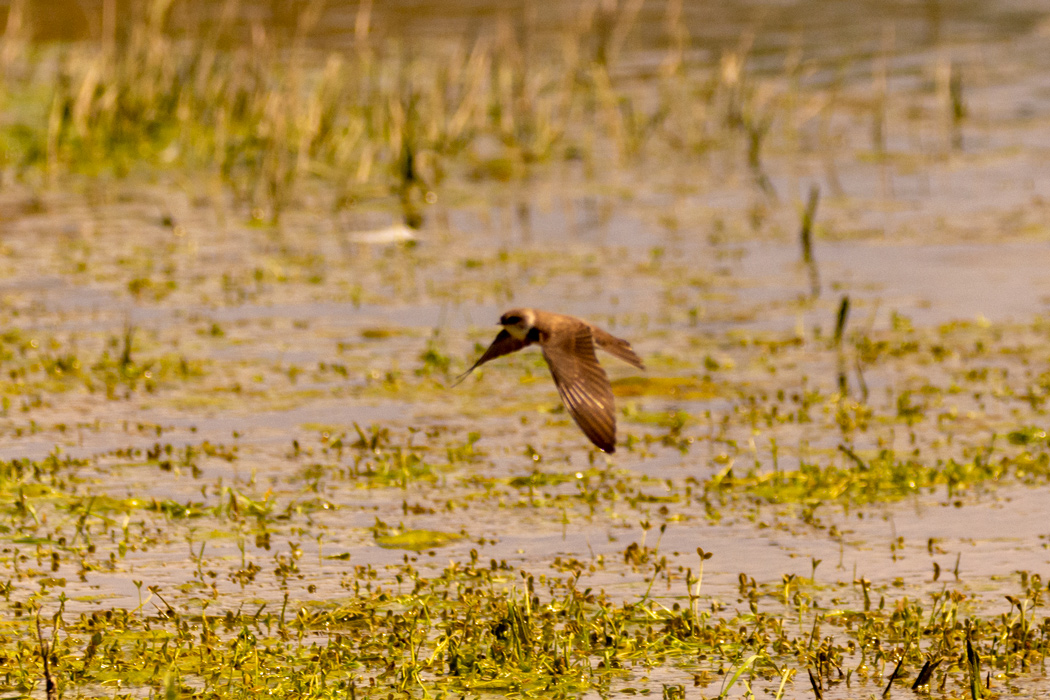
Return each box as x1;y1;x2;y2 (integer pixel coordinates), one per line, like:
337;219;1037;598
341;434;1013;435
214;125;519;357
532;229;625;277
3;0;1046;230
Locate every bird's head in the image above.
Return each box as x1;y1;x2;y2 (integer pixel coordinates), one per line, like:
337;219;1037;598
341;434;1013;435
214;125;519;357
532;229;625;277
499;308;535;340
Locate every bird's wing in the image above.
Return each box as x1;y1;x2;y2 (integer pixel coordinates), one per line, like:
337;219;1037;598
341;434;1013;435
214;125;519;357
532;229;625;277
590;326;645;370
452;329;528;386
541;325;617;453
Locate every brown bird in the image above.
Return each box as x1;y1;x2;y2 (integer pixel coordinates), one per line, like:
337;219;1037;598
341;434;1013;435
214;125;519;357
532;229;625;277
455;308;644;453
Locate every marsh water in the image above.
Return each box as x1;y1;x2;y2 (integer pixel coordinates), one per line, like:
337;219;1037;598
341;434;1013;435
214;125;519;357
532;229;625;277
3;1;1050;698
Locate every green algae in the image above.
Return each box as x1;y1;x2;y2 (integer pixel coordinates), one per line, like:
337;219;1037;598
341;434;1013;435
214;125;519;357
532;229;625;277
373;529;465;551
612;376;724;400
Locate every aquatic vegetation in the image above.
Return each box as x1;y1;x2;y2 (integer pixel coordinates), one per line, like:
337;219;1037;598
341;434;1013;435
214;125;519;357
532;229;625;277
2;540;1049;698
613;376;723;400
0;326;205;406
0;1;1047;697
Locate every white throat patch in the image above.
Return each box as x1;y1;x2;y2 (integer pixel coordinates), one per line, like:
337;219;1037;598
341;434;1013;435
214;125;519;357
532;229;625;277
505;324;529;340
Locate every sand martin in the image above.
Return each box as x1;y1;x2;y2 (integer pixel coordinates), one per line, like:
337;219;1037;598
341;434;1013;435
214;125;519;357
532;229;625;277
455;308;644;453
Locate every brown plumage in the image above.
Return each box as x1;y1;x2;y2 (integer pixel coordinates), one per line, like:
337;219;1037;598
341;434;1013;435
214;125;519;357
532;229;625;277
455;308;644;453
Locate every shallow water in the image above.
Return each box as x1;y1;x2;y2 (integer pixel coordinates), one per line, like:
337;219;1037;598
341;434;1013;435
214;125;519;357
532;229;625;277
2;1;1050;697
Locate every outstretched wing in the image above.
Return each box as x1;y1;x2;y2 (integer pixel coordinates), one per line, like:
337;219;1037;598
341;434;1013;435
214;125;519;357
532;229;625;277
452;330;527;386
541;325;617;453
590;326;645;370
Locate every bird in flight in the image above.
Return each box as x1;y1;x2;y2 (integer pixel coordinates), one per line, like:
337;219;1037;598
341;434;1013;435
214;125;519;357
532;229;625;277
455;308;644;453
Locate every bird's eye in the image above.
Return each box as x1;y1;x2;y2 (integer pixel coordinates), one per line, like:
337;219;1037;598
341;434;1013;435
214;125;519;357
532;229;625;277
503;315;522;325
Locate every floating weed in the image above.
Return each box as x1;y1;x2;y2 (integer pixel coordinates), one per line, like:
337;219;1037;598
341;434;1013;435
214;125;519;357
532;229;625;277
2;551;1049;698
0;327;205;405
613;375;724;400
446;431;482;464
372;527;464;551
623;406;693;431
359;327;400;340
341;447;441;489
710;437;1050;510
416;338;452;378
508;470;579;489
